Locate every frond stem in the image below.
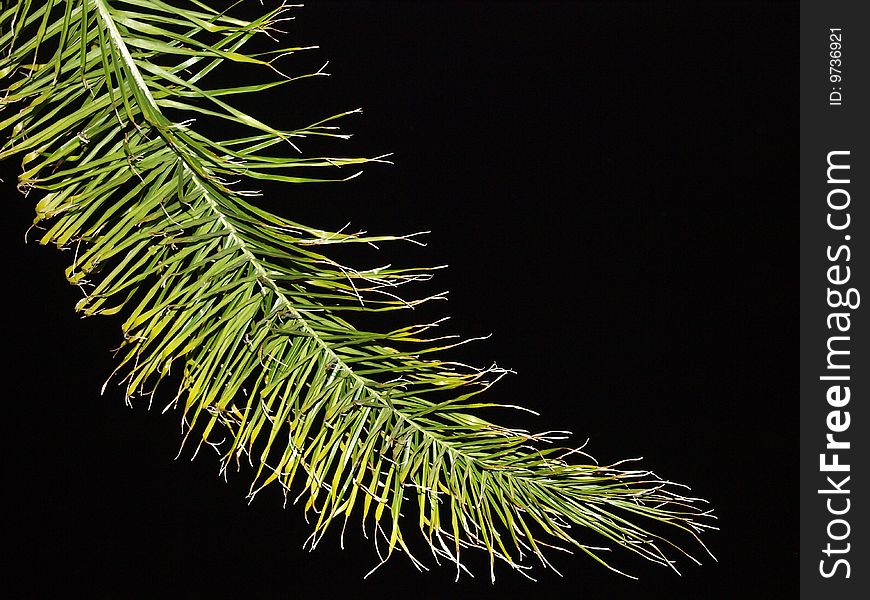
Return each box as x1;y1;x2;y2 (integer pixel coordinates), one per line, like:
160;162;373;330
93;0;484;473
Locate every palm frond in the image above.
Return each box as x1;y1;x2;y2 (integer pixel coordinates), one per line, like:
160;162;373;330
0;0;715;580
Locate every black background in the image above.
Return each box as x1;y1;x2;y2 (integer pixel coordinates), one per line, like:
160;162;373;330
2;1;797;597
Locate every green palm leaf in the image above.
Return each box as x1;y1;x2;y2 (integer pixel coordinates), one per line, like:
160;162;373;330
1;0;715;580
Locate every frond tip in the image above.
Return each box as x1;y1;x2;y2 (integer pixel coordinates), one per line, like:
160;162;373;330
0;0;715;580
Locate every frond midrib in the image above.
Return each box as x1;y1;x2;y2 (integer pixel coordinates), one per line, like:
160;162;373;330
94;0;497;478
